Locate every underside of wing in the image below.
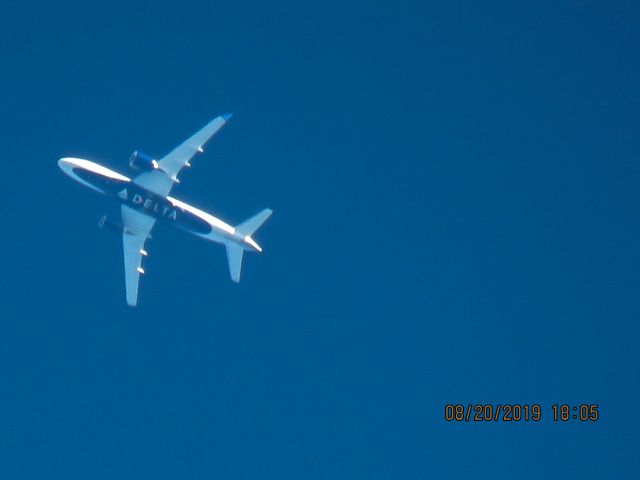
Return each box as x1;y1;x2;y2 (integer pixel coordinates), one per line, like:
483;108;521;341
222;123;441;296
122;233;148;306
133;114;232;197
121;206;156;306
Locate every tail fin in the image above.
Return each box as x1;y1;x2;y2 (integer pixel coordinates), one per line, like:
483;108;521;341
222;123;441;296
225;209;273;283
236;208;273;236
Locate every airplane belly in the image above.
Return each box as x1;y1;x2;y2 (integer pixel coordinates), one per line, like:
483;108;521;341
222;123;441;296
114;184;213;236
68;165;130;194
59;158;219;238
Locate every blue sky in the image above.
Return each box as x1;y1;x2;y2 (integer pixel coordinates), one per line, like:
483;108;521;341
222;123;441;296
0;1;639;478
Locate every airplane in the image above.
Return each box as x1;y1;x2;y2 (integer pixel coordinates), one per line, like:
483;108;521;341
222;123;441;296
58;114;272;306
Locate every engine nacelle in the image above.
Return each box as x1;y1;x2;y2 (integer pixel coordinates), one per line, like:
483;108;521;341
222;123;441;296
129;150;159;171
98;215;124;234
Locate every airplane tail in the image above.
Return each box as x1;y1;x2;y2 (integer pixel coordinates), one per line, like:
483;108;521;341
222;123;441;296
225;209;273;282
225;243;244;283
236;209;273;237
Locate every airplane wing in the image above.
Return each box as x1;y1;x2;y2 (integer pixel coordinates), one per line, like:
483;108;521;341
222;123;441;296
133;114;232;197
121;205;156;306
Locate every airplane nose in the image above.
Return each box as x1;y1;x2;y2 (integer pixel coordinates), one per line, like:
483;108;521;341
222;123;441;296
58;157;76;169
58;157;79;178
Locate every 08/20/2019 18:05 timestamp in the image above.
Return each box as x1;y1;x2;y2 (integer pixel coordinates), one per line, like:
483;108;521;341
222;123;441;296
444;404;600;422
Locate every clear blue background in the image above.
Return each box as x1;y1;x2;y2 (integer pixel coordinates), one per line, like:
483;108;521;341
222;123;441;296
0;1;638;478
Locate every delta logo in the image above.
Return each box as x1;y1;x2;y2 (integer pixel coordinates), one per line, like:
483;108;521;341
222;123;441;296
118;189;177;220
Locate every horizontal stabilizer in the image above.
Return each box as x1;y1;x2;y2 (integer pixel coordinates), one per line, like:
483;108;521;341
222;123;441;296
236;209;273;236
225;243;244;283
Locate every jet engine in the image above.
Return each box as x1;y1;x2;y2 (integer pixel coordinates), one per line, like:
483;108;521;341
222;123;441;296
129;150;159;171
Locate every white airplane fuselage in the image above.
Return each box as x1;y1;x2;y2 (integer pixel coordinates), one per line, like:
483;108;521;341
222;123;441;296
58;157;262;252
